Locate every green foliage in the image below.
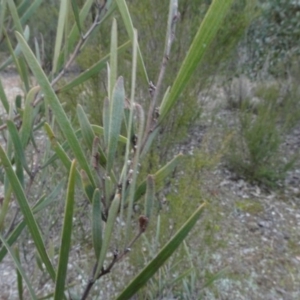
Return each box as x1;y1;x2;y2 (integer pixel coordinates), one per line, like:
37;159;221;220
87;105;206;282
246;0;300;76
71;0;252;165
0;0;234;298
226;81;299;187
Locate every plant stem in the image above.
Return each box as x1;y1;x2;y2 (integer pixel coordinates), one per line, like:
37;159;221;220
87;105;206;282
142;3;178;150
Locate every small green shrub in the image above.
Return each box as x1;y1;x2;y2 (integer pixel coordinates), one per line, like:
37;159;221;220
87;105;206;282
225;80;299;187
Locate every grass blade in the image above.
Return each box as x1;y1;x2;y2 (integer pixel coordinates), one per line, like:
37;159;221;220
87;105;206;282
159;0;234;121
0;235;37;300
0;145;56;280
16;32;96;188
107;77;125;172
54;160;76;300
116;203;206;300
92;189;102;259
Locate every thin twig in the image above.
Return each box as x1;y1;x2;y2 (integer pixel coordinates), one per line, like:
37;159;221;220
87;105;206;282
81;252;118;300
142;5;179;150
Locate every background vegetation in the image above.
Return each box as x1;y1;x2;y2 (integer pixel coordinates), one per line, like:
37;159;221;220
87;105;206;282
0;0;300;298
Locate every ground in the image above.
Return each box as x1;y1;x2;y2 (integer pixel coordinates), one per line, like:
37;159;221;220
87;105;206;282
0;71;300;299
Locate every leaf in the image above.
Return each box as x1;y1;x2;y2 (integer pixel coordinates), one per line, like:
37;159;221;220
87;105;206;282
0;25;30;71
116;203;206;300
164;0;178;57
15;246;24;300
57;41;130;93
94;193;120;279
52;0;68;74
119;28;138;212
80;170;94;203
16;32;96;188
57;0;95;70
77;104;95;151
0;235;37;300
18;56;30;92
0;145;56;280
140;127;159;160
0;217;25;263
92;136;107;170
20;86;40;147
103;97;110;147
0;0;7;41
54;160;76;300
106;77;125;172
134;153;183;202
34;37;41;65
109;18;118;99
158;86;170;117
70;0;82;33
33;181;65;213
92;189;102;259
104;174;113;208
0;77;9;113
159;0;234;121
0;185;12;231
115;0;148;83
7;120;31;176
17;0;31;17
7;0;23;35
19;0;43;26
44;123;73;171
41;125;127;169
